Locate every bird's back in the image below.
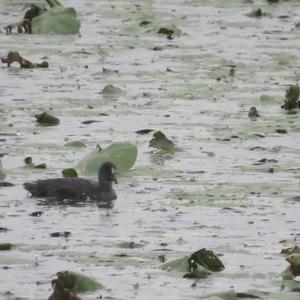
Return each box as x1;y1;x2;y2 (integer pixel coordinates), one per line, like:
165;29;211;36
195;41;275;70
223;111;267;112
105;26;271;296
24;178;97;200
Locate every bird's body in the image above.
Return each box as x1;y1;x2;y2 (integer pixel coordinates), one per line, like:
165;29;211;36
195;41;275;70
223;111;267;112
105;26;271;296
23;162;117;203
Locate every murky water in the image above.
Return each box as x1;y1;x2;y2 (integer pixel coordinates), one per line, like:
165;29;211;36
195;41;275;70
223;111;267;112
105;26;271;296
1;0;300;299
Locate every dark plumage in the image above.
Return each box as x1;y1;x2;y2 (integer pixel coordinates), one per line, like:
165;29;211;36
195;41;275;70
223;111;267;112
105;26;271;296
23;162;117;203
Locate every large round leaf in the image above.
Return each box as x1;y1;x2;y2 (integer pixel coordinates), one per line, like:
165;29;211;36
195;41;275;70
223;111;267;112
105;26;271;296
76;143;137;174
32;6;80;34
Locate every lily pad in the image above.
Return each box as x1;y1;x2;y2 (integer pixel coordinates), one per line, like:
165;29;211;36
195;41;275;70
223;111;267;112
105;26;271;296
64;141;86;148
35;112;60;126
76;143;137;174
62;168;78;178
32;6;81;35
56;270;104;293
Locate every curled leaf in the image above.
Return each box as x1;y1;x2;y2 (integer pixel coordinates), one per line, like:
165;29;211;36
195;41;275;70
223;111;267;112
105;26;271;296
35;112;60;126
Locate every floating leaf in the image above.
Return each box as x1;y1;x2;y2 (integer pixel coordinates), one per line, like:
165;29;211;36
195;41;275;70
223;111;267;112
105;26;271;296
189;248;224;272
64;141;86;148
35;112;60;126
149;131;176;152
76;143;137;174
161;248;224;279
62;168;78;178
56;270;104;293
0;160;6;180
0;243;13;251
101;84;123;96
32;6;81;34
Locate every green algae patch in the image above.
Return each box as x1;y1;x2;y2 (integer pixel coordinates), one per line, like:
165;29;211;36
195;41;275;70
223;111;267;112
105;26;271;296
56;271;104;293
76;143;137;174
0;243;13;251
64;141;86;148
35;112;60;126
32;6;80;35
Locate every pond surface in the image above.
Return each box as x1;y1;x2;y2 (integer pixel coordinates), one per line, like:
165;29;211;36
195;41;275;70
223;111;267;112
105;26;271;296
1;0;300;299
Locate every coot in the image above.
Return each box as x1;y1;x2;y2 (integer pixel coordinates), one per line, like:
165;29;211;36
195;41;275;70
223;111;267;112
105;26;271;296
23;162;117;203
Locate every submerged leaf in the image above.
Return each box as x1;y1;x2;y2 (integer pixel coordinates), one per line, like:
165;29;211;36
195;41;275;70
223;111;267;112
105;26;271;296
35;112;60;126
56;270;104;293
32;6;80;34
76;143;137;174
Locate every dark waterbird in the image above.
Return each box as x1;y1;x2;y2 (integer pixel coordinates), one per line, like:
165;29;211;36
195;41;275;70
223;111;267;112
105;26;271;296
23;162;117;205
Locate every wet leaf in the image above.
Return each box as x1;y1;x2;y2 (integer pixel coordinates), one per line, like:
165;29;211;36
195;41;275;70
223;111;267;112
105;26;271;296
188;248;225;272
162;248;224;279
0;243;13;251
76;143;137;174
56;270;104;292
64;141;86;148
62;168;78;178
149;131;176;152
35;112;60;126
32;6;81;34
0;160;6;180
101;84;123;96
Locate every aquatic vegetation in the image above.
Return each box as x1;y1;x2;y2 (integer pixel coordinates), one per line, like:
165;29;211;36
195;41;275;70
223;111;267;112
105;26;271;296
0;243;13;251
76;143;137;174
56;271;104;293
282;85;300;110
4;0;80;35
162;248;224;279
62;168;78;178
149;131;176;152
35;112;60;126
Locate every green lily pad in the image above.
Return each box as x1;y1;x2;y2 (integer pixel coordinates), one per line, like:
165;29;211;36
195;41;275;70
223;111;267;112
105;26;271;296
32;6;81;34
0;243;13;251
56;270;104;293
64;141;86;148
62;168;78;178
0;160;6;180
35;112;60;126
76;143;137;174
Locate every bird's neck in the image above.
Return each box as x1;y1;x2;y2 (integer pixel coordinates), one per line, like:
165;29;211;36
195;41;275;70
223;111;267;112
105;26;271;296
97;175;112;191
